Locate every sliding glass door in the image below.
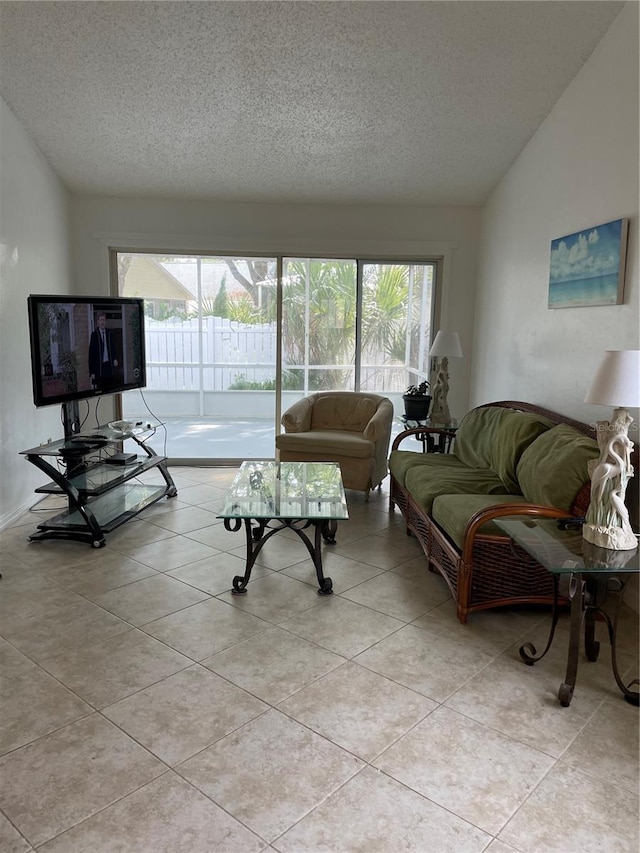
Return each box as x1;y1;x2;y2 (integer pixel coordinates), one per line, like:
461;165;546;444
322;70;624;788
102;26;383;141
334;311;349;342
114;251;437;463
115;253;277;461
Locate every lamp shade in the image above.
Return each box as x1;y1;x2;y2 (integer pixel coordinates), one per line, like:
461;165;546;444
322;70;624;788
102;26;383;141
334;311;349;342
584;350;640;407
429;330;463;358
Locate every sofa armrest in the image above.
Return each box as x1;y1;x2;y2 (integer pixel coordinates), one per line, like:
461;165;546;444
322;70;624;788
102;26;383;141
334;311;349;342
282;397;314;432
461;502;572;567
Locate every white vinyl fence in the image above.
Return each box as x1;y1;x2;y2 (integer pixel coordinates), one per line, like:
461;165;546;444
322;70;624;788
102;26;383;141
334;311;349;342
145;316;277;390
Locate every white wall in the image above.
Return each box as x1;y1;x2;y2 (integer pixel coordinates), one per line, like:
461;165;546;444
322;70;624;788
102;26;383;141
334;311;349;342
473;2;639;427
70;196;481;420
0;97;72;526
474;3;639;607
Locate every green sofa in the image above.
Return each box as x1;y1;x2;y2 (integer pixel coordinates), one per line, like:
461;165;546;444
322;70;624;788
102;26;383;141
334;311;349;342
389;401;600;623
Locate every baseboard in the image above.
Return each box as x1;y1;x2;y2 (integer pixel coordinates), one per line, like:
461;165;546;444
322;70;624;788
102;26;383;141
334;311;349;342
0;493;42;532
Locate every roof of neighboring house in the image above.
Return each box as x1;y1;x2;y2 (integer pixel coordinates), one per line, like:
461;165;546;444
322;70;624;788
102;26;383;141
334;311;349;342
122;257;194;301
160;260;249;299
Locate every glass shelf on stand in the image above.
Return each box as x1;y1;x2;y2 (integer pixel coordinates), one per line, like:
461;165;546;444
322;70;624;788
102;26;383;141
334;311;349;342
20;425;177;548
397;416;458;454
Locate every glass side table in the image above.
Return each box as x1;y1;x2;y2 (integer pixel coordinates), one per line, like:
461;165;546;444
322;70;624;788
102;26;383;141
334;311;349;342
495;517;639;707
397;416;458;454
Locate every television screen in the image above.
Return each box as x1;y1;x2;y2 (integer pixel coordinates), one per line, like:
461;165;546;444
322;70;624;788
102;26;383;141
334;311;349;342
28;295;146;407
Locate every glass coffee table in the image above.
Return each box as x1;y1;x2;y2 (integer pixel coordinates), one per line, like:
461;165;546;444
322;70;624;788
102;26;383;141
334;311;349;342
218;461;349;596
496;517;639;707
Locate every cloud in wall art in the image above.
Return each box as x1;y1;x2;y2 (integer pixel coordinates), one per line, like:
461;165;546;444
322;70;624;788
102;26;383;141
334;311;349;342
548;218;628;309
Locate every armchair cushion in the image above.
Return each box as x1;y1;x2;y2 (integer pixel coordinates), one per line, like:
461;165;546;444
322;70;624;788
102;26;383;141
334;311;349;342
310;395;378;432
275;429;374;459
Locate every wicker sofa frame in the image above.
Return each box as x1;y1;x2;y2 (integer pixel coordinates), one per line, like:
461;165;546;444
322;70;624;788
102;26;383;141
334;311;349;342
389;400;597;623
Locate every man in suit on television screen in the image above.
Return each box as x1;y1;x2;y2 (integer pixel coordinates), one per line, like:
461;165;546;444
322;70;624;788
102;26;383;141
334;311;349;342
89;312;119;390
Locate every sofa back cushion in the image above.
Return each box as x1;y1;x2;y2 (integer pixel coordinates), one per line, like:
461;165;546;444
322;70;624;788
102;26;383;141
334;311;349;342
389;449;468;488
516;424;599;509
453;406;552;492
310;393;379;432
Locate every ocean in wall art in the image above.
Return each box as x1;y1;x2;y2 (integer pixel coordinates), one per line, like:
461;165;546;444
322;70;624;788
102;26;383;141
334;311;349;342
548;218;628;309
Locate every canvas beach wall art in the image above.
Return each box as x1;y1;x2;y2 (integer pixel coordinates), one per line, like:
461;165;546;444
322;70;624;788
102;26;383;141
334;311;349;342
548;218;628;309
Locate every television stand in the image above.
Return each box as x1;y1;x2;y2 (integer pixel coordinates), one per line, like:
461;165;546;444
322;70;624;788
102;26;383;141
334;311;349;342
20;424;177;548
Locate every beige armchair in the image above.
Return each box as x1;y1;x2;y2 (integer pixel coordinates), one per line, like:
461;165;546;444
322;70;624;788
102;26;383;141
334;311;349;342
275;392;394;499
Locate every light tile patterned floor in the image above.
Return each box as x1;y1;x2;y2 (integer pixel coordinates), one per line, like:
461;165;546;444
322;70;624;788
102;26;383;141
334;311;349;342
1;467;638;852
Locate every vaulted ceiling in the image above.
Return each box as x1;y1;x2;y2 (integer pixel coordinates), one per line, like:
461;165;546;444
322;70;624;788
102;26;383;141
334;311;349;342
0;1;624;206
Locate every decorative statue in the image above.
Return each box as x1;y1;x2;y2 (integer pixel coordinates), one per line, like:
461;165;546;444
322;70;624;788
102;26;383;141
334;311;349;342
430;357;450;424
583;408;637;550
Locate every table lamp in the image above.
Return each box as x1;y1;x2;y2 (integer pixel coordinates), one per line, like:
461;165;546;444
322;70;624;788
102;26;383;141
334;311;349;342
583;349;640;551
428;330;463;424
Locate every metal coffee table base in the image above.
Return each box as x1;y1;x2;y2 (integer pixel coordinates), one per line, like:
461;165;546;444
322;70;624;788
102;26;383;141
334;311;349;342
224;516;337;596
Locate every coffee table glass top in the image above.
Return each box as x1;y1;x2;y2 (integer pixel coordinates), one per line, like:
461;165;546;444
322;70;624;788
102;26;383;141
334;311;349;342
496;518;640;575
218;461;349;520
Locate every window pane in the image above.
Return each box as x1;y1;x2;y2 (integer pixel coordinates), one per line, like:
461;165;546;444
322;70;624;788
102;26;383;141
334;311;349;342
282;258;357;392
117;252;277;461
360;262;434;393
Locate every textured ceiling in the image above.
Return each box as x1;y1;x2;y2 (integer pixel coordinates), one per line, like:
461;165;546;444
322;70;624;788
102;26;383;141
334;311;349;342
0;1;624;206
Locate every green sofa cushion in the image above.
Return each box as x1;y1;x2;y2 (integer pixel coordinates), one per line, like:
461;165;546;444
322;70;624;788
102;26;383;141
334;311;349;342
431;494;529;549
516;424;599;509
389;449;467;488
404;464;510;515
453;406;552;492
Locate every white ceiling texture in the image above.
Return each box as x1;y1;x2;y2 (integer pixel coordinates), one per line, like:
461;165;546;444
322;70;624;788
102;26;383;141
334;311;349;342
0;1;624;206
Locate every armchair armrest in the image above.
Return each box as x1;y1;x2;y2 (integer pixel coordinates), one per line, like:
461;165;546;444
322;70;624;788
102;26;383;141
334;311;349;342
281;396;314;432
363;400;393;442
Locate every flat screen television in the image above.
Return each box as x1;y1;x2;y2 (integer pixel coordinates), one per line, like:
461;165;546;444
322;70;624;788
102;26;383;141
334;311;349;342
28;295;146;434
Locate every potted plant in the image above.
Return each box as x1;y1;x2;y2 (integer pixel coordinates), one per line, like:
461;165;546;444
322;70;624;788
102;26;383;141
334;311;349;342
403;380;431;420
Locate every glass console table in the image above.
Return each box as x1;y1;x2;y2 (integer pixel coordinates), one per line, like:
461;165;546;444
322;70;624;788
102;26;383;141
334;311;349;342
495;517;639;707
218;461;349;596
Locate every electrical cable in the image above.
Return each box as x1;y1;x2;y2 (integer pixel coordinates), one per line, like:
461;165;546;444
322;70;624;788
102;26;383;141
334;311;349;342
136;388;168;458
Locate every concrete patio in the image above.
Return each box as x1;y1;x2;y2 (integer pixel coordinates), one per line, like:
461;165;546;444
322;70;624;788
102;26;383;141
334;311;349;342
128;416;408;465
